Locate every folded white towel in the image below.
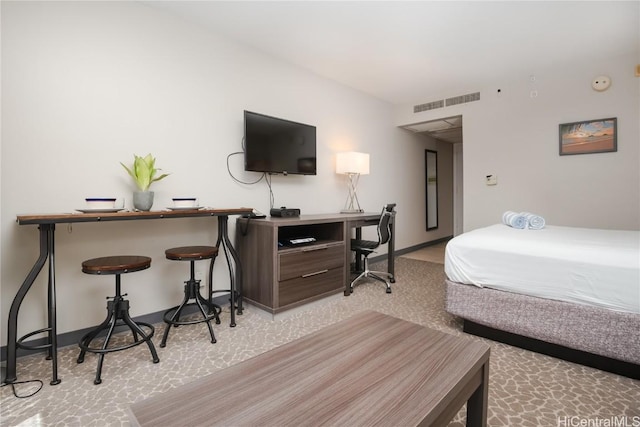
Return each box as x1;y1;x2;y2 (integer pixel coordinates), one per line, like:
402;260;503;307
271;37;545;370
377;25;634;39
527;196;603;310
521;212;545;230
502;211;527;229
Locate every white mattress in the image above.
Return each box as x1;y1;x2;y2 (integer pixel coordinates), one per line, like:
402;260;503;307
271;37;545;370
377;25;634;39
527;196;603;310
445;224;640;314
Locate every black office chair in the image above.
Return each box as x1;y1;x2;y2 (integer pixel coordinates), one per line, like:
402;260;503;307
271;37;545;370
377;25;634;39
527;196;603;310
349;203;396;294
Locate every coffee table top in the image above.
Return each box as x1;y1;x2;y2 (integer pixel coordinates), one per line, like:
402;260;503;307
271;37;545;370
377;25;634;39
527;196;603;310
129;310;490;426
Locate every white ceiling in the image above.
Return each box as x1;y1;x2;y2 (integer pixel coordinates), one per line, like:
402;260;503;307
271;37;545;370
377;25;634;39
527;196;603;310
147;1;639;107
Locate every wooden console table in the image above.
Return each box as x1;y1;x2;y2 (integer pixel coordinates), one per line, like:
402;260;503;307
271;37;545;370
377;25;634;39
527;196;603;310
129;310;490;426
6;208;252;386
236;212;395;314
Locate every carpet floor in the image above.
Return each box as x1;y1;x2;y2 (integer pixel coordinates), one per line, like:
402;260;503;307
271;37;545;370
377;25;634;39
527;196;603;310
1;257;639;426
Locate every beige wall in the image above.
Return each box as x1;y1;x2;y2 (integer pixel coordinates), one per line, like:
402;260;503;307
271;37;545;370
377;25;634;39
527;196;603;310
3;0;636;345
396;52;640;232
1;1;437;341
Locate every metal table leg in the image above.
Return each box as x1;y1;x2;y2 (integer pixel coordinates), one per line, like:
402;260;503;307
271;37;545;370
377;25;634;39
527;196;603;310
388;219;395;282
213;215;243;327
5;224;61;385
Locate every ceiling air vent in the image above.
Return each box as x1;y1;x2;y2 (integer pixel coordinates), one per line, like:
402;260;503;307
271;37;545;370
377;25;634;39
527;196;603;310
414;100;444;113
446;92;480;106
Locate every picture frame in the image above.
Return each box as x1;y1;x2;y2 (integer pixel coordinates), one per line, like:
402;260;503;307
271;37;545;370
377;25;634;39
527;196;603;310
559;117;617;156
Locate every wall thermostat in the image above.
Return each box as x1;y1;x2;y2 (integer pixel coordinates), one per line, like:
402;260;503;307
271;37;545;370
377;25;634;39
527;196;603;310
592;75;611;91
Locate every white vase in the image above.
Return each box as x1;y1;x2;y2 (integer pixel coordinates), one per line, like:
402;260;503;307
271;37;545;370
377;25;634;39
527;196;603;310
133;191;154;211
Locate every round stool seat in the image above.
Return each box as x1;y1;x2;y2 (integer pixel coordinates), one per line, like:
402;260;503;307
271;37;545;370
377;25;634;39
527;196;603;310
82;256;151;275
165;246;218;261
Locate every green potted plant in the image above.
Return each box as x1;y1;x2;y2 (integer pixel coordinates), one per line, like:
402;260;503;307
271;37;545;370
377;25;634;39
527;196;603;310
121;154;170;211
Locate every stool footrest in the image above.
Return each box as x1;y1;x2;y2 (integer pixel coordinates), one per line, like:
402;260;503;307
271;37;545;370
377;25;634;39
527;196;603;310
17;327;54;352
163;304;221;326
78;322;155;355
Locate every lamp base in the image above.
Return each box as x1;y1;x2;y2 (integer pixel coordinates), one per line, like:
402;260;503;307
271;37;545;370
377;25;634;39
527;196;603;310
341;172;365;214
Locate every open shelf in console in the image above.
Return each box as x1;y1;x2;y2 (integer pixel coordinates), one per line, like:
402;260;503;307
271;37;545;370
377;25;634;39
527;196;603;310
277;222;343;250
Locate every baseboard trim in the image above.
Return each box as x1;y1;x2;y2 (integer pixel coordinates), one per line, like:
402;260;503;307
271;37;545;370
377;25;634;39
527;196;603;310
369;236;452;264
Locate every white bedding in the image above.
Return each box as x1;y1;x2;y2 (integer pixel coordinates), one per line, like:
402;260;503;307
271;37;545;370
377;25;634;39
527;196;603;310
445;224;640;314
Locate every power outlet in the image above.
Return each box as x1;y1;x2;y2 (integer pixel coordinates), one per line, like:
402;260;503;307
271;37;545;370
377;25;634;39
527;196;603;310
194;264;209;282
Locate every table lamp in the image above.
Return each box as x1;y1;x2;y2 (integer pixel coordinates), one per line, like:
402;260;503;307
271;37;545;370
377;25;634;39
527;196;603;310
336;152;370;213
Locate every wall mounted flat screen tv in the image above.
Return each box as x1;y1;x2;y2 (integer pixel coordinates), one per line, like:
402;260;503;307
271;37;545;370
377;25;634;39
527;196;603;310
244;110;317;175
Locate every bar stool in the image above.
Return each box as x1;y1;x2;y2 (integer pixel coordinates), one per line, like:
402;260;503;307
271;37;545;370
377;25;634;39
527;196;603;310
77;255;159;385
161;246;222;347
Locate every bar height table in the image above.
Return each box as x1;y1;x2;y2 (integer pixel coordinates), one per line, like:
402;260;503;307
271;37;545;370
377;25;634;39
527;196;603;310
7;208;252;386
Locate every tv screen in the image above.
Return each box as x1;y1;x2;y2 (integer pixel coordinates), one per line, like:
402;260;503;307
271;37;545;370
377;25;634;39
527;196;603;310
244;110;317;175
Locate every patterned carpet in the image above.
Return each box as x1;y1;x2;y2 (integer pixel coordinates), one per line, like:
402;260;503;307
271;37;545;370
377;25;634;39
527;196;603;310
2;258;639;426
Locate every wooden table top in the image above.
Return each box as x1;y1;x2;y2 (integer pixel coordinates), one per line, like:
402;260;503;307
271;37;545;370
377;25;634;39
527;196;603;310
129;310;490;427
16;208;253;225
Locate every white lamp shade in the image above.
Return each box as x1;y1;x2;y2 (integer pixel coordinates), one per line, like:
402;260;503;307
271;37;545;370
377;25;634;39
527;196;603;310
336;152;370;175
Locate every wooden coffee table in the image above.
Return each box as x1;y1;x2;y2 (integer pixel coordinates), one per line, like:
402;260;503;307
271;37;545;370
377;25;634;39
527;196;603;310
129;310;490;426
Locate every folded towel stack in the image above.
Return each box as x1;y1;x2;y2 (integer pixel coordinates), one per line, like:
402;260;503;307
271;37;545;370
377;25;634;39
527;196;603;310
502;211;546;230
521;212;545;230
502;211;527;229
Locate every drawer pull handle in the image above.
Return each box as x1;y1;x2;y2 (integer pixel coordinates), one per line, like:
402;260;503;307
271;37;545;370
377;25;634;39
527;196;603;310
302;269;329;278
301;245;328;252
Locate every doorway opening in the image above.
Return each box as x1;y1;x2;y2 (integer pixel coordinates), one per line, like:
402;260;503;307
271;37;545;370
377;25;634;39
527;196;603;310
401;115;463;236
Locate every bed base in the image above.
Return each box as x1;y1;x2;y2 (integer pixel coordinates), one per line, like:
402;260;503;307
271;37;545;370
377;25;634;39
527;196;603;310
445;279;640;380
463;320;640;380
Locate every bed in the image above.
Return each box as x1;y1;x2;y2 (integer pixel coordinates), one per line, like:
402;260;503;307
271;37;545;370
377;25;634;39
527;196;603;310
444;224;640;379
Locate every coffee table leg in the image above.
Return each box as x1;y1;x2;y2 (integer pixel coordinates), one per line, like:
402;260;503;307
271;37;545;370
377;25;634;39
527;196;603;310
466;361;489;427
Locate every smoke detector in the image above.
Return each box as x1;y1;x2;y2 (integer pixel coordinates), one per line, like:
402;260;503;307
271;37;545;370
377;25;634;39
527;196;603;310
592;75;611;91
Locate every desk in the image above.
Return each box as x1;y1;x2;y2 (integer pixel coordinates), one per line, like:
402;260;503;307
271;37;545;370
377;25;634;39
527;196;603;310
236;212;395;314
129;310;490;427
7;208;252;386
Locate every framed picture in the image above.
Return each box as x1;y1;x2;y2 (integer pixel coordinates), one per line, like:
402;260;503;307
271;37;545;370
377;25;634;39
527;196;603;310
559;117;617;156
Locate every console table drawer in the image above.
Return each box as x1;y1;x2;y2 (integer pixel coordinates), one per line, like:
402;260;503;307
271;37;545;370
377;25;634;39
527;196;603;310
278;268;343;307
279;244;344;282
